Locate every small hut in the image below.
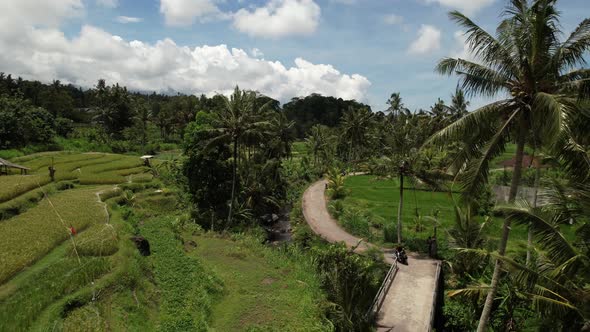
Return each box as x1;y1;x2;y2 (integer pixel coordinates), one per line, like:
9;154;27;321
140;155;154;167
0;158;30;175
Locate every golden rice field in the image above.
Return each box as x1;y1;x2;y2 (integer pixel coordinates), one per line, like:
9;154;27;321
0;175;51;203
0;152;149;202
0;187;110;283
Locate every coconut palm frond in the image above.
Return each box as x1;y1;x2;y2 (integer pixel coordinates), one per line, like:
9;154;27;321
447;11;516;75
436;58;511;98
554;18;590;69
532;92;570;145
528;285;580;316
448;283;490;302
498;203;580;268
426;100;509;147
460;108;519;201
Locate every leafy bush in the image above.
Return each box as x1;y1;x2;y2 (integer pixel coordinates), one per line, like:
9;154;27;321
442;298;478;331
312;243;385;331
383;223;396;243
328;199;344;218
55;117;75;137
326;168;348;199
340;208;371;239
0;94;56;149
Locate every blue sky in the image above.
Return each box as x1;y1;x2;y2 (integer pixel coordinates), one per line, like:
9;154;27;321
1;0;588;112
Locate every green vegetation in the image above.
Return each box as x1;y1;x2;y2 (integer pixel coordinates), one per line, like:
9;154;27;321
142;219;223;331
0;1;587;330
189;234;329;331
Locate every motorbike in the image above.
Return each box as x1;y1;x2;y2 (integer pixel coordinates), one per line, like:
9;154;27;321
394;247;408;265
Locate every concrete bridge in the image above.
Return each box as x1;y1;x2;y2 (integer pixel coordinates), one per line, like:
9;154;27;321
302;179;441;331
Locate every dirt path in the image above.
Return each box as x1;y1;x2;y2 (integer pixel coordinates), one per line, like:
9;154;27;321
302;178;441;331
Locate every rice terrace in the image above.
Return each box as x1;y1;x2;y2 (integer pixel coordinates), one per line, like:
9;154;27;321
0;0;589;331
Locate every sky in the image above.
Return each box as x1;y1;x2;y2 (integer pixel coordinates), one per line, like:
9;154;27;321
0;0;588;112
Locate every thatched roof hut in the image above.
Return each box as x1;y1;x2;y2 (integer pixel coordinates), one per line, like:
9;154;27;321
0;158;30;175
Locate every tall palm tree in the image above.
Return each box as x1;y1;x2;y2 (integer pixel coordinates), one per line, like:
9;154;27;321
305;124;334;169
270;112;295;159
449;86;470;122
207;87;270;226
134;97;152;153
340;107;374;164
430;1;589;329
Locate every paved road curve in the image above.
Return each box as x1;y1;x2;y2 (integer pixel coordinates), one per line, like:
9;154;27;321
302;178;441;332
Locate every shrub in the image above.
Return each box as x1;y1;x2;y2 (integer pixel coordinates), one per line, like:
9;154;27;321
56;181;76;190
55;117;75;137
328;200;344;218
340;208;371;239
383;223;396;243
0;95;56;149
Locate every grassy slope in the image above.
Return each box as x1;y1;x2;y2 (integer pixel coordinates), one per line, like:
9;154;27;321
189;235;328;332
0;151;328;331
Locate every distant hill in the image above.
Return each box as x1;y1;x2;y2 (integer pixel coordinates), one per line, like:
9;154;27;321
283;93;371;138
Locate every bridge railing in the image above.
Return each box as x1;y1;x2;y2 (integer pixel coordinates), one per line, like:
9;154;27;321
366;256;398;320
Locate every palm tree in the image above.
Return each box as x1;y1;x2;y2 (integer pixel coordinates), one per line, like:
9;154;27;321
385;92;407;118
449;86;470;122
270;112;295;159
340;107;374;165
305;124;334;170
134;98;152;153
430;1;590;329
207;87;270;226
496;196;589;330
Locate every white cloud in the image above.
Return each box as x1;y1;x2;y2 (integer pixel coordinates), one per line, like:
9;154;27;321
233;0;321;38
408;24;441;54
0;23;370;103
383;14;403;25
250;48;264;58
425;0;495;15
97;0;118;8
116;16;143;24
329;0;356;4
159;0;223;26
0;0;83;33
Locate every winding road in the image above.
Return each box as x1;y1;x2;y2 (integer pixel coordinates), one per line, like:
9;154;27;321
302;178;441;332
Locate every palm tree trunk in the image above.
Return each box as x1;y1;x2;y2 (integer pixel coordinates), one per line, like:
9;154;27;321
397;173;404;243
527;166;541;264
477;117;527;332
228;137;238;226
